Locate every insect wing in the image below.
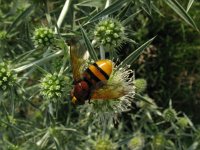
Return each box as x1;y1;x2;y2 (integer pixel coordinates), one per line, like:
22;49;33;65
91;82;130;100
70;40;87;82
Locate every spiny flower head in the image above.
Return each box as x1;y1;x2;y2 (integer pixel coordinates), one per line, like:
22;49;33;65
40;73;69;101
177;116;189;129
128;132;145;150
83;64;135;123
135;78;147;93
33;27;55;48
0;62;17;91
163;108;177;122
94;136;117;150
94;18;125;48
152;133;166;150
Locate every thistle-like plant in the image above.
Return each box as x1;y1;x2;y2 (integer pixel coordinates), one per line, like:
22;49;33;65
0;0;199;149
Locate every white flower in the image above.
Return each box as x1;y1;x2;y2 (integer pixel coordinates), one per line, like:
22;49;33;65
81;63;135;124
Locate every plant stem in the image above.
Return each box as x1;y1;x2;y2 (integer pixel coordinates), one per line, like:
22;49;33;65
99;0;111;59
100;45;105;59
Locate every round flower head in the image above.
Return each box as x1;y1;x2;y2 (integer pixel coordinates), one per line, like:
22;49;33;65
94;18;125;48
0;62;17;91
177;117;189;129
40;73;69;102
33;27;55;48
128;132;145;150
152;133;166;150
135;78;147;94
94;136;117;150
82;63;135;124
163;108;177;122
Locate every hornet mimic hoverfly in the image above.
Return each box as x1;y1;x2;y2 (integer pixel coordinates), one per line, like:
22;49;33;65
70;40;130;105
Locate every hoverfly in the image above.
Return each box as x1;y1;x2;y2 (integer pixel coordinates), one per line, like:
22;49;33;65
70;40;131;105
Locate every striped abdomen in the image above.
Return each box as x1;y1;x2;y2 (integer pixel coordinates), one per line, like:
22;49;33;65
83;59;113;86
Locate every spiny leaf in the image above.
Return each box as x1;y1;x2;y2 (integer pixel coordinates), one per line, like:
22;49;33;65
186;0;194;12
117;1;133;20
80;25;98;61
141;0;152;16
134;93;155;105
117;36;155;69
7;4;36;34
165;0;199;32
14;50;63;73
188;141;199;150
122;10;141;25
53;137;61;150
85;0;129;25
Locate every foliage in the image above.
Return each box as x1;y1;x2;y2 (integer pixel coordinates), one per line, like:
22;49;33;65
0;0;199;149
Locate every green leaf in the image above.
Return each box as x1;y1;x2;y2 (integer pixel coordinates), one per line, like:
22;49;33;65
117;136;134;146
0;119;25;133
53;137;61;150
85;0;128;25
122;10;141;25
76;0;102;8
165;0;199;32
141;0;152;16
117;1;132;20
13;49;36;64
117;37;155;69
34;65;49;75
151;3;164;16
188;141;199;150
13;50;63;73
134;93;155;105
7;4;36;34
186;0;194;12
80;25;98;61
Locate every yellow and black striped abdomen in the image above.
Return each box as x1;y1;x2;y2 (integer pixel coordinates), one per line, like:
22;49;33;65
84;59;113;84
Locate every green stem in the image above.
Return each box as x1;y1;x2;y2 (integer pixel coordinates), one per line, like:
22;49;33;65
100;45;105;59
59;40;69;76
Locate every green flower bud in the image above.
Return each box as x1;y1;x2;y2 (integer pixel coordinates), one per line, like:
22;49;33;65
135;78;147;93
177;117;189;129
40;73;69;101
128;133;145;150
94;18;125;48
95;137;116;150
33;27;55;48
152;133;166;150
0;62;17;91
163;108;177;122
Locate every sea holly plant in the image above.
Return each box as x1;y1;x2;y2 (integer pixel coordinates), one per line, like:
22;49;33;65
0;0;199;149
